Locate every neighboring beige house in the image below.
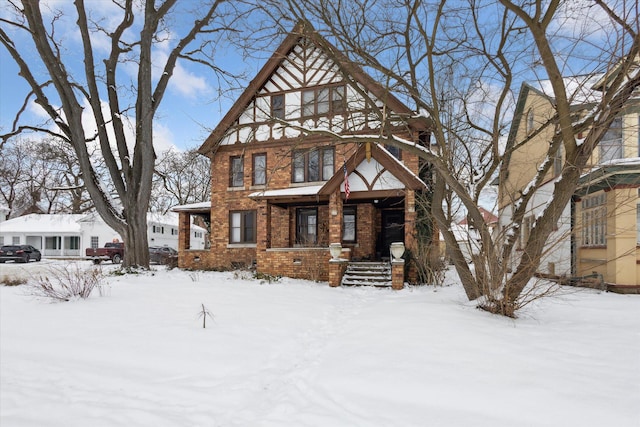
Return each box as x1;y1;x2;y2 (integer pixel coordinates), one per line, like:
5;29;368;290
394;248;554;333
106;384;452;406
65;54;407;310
498;69;640;291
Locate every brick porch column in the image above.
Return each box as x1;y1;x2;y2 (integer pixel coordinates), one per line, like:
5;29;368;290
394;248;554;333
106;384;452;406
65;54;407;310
329;259;348;287
392;259;405;290
256;201;271;270
178;212;191;251
329;189;343;243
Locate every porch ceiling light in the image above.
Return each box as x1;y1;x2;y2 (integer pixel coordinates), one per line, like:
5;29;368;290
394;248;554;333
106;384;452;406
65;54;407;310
329;243;342;260
390;242;405;260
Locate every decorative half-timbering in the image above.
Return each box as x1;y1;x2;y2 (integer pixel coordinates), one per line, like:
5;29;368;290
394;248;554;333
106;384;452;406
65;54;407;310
174;21;435;285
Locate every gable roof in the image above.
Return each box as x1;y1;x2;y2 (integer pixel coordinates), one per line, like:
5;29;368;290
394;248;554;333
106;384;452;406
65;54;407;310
318;143;427;196
199;20;428;155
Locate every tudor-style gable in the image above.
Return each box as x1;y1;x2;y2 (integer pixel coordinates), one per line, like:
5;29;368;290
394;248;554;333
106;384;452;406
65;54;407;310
199;21;426;154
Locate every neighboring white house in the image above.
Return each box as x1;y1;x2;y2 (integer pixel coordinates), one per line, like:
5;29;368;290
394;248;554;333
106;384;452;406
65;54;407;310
0;213;206;258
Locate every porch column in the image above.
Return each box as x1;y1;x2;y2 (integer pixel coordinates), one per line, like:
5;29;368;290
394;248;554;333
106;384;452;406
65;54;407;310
404;189;417;251
178;212;191;251
329;189;343;243
256;201;271;271
392;259;405;290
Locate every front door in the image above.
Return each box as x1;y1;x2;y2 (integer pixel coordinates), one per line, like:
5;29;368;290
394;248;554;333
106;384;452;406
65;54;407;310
379;210;404;259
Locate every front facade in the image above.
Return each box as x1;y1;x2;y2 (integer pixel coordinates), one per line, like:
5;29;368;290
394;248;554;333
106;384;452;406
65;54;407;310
499;72;640;289
175;22;433;282
0;213;205;257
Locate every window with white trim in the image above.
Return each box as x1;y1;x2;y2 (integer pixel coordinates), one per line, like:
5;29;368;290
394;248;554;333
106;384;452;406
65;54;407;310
599;117;623;163
581;194;606;247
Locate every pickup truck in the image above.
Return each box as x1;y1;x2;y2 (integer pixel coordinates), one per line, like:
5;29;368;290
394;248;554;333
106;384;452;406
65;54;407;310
86;242;124;264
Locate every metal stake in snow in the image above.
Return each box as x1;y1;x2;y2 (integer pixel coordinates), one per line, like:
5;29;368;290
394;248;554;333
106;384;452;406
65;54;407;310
198;304;214;328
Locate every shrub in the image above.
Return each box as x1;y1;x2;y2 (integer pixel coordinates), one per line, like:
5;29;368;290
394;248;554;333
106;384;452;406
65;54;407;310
30;264;105;301
1;275;27;287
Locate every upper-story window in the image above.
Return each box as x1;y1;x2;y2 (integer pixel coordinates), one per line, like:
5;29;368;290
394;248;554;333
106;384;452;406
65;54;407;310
526;108;535;134
599;116;623;163
292;147;334;183
253;153;267;186
230;156;244;187
302;86;345;117
271;94;285;119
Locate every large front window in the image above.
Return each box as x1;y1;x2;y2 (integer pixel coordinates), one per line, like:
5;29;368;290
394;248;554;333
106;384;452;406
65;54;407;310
296;208;318;245
230;211;256;244
292;148;334;183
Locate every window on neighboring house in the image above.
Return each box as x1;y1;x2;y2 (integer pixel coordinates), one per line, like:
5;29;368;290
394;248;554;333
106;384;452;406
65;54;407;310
0;236;4;245
296;208;318;245
581;193;607;247
91;236;99;249
271;94;285;119
45;236;61;250
12;236;20;245
253;153;267;186
230;156;244;187
302;86;345;117
521;216;533;249
599;116;623;163
637;204;640;245
229;210;256;244
526;108;534;134
343;207;356;242
552;144;563;177
65;236;80;250
292;148;334;183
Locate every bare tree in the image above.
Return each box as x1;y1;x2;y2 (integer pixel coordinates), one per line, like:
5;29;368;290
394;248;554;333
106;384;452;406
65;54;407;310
0;138;29;219
152;148;211;214
271;0;639;315
0;0;243;267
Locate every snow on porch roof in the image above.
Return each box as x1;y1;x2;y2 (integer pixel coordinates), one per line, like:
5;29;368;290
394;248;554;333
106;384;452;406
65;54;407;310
171;201;212;213
249;185;324;200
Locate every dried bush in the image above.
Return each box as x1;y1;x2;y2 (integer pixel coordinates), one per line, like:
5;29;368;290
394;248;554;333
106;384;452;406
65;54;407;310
1;275;27;287
29;264;104;301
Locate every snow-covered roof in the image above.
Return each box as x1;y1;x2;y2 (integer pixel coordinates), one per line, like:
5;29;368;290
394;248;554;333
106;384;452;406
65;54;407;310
0;214;85;234
249;185;323;199
532;74;604;105
172;202;211;212
0;212;196;234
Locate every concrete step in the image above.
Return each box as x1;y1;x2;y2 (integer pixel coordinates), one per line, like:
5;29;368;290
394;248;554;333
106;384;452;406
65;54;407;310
341;262;392;287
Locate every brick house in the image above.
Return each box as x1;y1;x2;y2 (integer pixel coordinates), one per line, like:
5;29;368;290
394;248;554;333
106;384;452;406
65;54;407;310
174;22;434;284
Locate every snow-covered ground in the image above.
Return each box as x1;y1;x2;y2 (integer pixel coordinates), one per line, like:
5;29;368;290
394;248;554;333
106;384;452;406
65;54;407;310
1;260;639;427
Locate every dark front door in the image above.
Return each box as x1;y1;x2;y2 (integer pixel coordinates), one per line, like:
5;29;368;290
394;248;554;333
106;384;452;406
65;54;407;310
378;210;404;259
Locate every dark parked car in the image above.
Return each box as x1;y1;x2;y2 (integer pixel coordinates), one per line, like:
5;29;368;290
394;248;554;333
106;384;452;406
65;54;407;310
0;245;42;263
149;246;178;266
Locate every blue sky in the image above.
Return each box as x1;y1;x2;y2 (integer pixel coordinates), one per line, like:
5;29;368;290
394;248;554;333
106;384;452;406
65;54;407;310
0;1;276;152
0;1;620;153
